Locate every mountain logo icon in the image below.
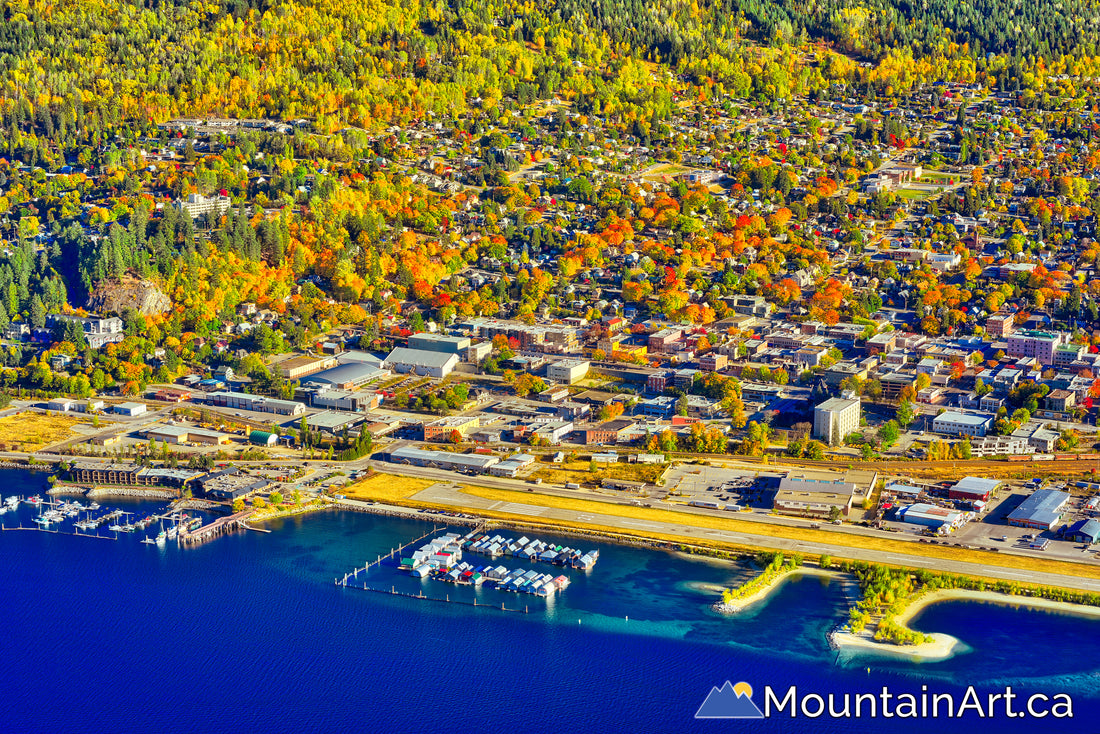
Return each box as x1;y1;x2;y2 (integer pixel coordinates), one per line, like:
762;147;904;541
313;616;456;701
695;681;766;719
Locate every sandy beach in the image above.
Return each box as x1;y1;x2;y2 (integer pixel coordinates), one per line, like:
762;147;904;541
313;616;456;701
830;629;967;663
712;567;839;614
833;588;1100;662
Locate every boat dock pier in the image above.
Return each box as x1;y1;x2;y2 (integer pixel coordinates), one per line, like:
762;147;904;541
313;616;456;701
85;509;124;530
342;583;533;614
1;524;117;540
180;509;252;545
337;525;444;586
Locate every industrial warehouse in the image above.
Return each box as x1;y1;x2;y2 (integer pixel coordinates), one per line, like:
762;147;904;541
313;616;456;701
385;445;500;473
772;476;857;519
1008;489;1071;531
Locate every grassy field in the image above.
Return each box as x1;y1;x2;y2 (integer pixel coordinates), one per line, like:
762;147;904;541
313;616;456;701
455;484;1100;580
641;163;689;181
341;473;438;504
0;412;86;448
529;460;667;487
894;188;931;201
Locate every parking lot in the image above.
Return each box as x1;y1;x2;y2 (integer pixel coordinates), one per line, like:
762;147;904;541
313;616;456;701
878;479;1100;563
662;464;784;510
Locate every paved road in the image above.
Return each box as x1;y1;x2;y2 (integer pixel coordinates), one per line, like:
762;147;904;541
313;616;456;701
411;483;1100;594
15;440;1100;587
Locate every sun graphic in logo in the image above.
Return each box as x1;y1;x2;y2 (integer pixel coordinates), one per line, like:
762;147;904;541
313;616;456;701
695;680;766;719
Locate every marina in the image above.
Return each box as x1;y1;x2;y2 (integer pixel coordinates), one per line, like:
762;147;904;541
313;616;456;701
5;467;1100;733
1;489;211;546
354;528;597;599
461;531;599;570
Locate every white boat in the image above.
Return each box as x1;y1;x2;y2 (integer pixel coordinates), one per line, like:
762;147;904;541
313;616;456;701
88;502;100;511
155;530;167;545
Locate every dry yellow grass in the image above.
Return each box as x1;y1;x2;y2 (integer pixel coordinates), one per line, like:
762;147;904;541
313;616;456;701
456;485;1100;580
0;412;85;448
530;460;665;487
342;473;437;503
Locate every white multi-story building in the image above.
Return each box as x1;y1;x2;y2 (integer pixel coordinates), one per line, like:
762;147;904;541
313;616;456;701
48;313;124;348
174;193;232;220
547;359;590;385
932;411;993;437
812;397;861;446
969;435;1032;457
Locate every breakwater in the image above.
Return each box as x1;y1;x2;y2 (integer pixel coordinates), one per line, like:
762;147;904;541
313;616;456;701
48;485;89;496
87;487;178;500
334;500;482;527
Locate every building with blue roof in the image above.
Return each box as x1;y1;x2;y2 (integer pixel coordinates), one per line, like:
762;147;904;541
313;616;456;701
1065;519;1100;544
1007;489;1070;530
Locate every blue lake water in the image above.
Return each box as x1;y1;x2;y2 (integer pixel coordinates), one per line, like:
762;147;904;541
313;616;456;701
2;468;1099;733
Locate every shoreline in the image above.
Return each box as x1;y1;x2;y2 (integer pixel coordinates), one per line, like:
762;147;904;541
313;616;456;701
830;629;968;663
249;501;331;525
86;487;178;500
712;567;839;614
897;588;1100;626
832;588;1100;662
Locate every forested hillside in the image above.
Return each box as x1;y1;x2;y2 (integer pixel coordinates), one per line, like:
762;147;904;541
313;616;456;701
0;0;1096;147
0;0;1096;401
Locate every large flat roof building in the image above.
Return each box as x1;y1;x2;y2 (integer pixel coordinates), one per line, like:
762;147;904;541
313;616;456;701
547;359;591;385
387;446;499;473
932;411;993;437
302;411;362;434
1006;330;1068;366
948;476;1002;502
279;354;337;380
383;347;459;379
900;503;967;531
174;193;231;220
422;415;480;441
408;333;471;355
205;391;305;416
1007;489;1070;530
142;425;230;445
773;476;857;518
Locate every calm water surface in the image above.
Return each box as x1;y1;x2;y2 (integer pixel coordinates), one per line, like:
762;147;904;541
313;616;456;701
2;469;1097;733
